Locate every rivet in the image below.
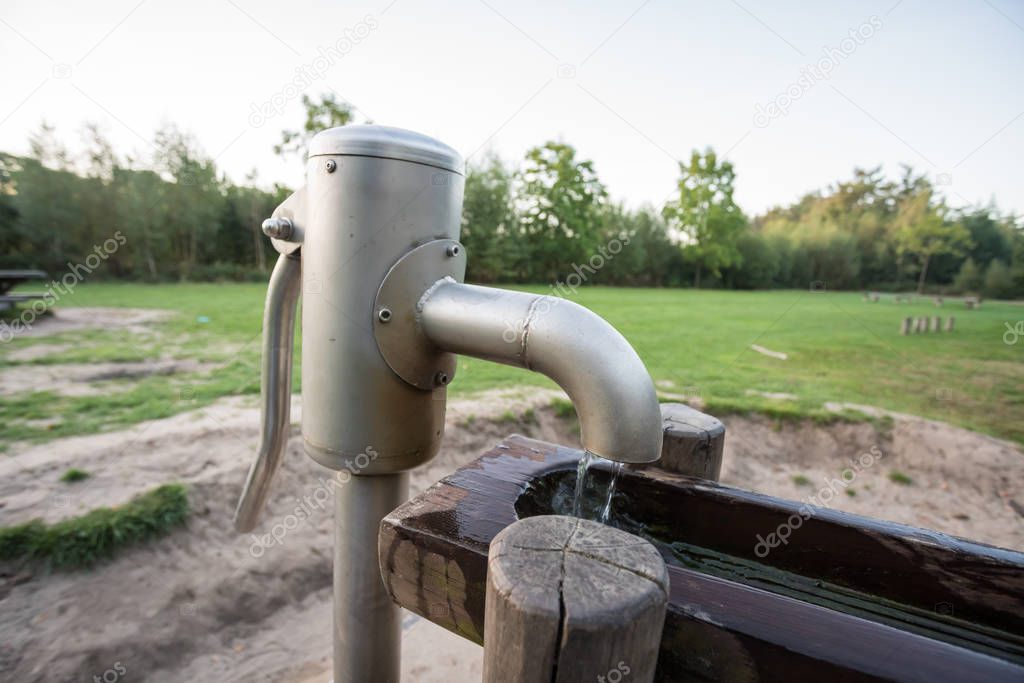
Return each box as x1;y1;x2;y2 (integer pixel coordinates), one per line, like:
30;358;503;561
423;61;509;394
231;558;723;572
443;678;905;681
434;371;450;386
377;308;392;323
325;159;337;173
446;244;461;257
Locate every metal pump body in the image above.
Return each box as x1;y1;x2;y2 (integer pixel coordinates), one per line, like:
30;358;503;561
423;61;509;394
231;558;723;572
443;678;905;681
234;125;662;683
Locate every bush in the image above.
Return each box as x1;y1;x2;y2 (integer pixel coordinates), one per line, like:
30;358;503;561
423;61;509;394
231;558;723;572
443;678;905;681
983;260;1016;299
187;262;268;282
952;257;982;294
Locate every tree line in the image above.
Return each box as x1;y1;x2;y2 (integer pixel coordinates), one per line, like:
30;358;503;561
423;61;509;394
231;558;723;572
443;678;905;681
1;98;1021;297
462;148;1022;298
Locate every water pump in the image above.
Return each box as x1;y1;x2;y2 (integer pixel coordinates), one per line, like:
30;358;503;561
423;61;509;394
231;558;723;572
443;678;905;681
234;125;662;683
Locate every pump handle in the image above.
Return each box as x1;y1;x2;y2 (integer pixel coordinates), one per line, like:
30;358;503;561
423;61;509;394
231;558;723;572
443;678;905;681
234;252;301;532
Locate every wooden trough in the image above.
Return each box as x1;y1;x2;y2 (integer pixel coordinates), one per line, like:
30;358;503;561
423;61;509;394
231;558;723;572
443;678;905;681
380;433;1024;681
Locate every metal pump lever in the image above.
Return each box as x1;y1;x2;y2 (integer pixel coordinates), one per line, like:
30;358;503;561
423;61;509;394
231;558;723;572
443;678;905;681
234;251;301;533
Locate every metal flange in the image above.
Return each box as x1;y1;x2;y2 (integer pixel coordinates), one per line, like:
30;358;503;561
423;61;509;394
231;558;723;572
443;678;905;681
373;239;466;390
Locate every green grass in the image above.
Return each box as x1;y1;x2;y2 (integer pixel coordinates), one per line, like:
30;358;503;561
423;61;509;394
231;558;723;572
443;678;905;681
60;467;90;483
550;397;576;419
496;408;536;424
0;483;188;569
792;474;811;487
889;471;914;486
2;283;1022;448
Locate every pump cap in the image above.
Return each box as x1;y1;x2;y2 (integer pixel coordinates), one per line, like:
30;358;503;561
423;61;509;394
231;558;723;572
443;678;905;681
308;125;463;174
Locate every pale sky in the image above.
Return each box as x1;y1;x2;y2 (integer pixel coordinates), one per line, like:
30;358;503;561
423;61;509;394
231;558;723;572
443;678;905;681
1;0;1021;217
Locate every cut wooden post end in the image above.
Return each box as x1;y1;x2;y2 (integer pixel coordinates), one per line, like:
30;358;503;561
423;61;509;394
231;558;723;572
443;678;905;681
483;515;669;683
630;403;725;480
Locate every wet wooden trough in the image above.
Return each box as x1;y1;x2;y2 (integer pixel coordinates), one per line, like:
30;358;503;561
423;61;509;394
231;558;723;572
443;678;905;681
379;435;1024;681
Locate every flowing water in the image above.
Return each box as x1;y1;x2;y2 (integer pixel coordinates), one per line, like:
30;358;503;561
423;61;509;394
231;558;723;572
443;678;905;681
572;451;622;523
571;451;593;517
599;462;623;524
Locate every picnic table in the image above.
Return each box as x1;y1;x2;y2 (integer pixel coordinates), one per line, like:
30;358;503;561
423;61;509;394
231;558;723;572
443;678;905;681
0;269;48;311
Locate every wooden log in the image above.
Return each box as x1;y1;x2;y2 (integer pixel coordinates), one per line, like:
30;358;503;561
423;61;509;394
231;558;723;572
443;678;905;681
632;403;725;480
483;515;668;683
945;316;955;332
900;317;912;335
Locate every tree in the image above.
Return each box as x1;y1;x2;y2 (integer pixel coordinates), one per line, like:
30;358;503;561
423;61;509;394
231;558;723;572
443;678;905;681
462;153;515;283
663;149;746;287
595;204;678;286
274;93;355;159
893;189;971;294
516;142;606;282
0;154;21;267
154;125;223;278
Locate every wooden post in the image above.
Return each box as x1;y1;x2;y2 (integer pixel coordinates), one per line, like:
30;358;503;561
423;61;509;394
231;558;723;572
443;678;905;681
917;317;928;333
483;515;668;683
631;403;725;479
945;316;955;332
900;317;912;335
930;316;940;332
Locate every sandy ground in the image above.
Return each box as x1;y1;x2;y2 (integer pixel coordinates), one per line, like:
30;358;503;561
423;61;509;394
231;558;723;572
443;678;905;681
0;387;571;683
1;308;1022;682
0;358;217;397
7;307;172;340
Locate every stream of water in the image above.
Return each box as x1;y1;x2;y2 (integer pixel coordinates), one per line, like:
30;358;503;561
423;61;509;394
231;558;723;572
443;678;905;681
572;451;622;524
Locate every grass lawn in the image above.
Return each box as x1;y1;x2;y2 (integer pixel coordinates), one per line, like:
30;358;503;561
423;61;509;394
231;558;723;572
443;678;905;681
1;283;1022;447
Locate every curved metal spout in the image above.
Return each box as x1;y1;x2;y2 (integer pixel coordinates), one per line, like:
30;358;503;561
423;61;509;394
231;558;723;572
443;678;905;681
234;253;301;532
418;280;662;464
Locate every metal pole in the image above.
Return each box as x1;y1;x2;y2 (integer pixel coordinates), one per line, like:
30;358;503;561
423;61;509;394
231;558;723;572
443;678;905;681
334;472;408;683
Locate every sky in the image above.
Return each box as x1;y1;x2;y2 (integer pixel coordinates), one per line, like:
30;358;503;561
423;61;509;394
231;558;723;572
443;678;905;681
1;0;1021;218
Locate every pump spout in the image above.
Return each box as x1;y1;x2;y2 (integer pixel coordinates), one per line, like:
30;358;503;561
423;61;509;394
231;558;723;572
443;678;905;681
417;280;662;464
